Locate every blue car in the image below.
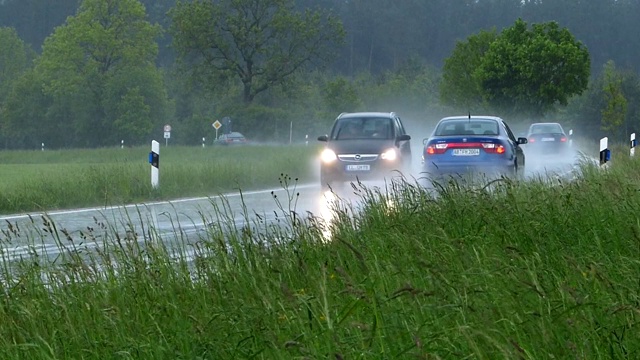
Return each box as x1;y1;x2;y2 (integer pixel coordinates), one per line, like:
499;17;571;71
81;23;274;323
421;115;528;180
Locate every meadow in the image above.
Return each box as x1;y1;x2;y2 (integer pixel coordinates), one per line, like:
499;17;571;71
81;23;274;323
0;144;320;215
0;142;637;358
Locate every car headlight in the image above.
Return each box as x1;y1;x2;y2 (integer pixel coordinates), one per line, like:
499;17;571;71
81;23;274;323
321;149;337;163
381;148;397;161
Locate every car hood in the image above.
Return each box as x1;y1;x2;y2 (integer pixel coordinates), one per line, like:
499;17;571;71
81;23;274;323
327;139;398;154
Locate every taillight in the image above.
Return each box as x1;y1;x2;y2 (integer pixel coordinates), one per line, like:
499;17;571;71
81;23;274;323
560;137;567;142
482;143;505;154
425;143;448;155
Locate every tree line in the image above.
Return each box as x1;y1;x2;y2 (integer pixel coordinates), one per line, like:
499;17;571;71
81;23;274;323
0;0;639;149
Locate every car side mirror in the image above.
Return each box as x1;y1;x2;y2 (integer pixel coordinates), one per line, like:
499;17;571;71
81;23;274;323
517;137;528;145
397;134;411;141
422;138;429;145
317;135;328;142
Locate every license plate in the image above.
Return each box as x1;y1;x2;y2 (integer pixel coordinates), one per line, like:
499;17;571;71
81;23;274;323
542;137;555;142
346;164;370;171
452;149;480;156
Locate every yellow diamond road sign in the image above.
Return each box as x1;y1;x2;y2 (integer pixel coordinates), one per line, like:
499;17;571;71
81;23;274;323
213;120;221;130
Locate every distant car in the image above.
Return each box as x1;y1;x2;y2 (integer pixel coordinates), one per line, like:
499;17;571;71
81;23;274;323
214;132;247;145
525;122;570;155
421;115;527;180
317;112;412;189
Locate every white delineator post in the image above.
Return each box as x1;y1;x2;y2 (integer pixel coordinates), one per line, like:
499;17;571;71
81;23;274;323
149;140;160;188
568;129;573;147
599;136;609;167
630;133;636;157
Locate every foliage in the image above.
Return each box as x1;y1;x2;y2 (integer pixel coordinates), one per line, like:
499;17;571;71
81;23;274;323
169;0;345;103
439;28;498;112
30;0;170;147
600;60;628;136
476;18;590;118
556;61;640;142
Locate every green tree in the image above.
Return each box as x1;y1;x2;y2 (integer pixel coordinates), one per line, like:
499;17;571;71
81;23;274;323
476;18;590;118
34;0;170;147
600;60;628;137
439;28;498;112
0;27;35;148
0;27;33;101
169;0;346;104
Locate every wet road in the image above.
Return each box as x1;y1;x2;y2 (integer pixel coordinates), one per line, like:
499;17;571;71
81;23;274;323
0;148;590;264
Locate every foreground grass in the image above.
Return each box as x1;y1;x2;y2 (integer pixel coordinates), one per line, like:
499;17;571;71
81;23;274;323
0;145;319;214
0;153;639;358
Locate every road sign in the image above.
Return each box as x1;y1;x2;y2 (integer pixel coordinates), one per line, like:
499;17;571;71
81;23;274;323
164;124;171;132
213;120;221;130
164;131;170;139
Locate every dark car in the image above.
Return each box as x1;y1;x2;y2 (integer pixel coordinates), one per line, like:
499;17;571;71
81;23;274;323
317;112;412;189
525;122;570;155
421;115;527;180
213;132;247;145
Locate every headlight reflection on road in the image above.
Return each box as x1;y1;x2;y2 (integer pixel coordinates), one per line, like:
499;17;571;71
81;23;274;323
317;189;339;242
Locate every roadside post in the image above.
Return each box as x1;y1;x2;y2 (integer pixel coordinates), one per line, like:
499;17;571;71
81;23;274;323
163;124;171;147
41;143;44;151
599;137;610;167
631;133;636;157
305;134;309;146
121;140;124;149
149;140;159;189
569;129;573;147
202;137;206;148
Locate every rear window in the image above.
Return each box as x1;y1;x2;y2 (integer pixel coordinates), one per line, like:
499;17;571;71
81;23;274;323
529;124;563;134
332;117;393;140
434;119;499;136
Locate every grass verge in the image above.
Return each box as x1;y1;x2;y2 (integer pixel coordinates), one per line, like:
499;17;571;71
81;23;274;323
0;151;639;358
0;145;320;214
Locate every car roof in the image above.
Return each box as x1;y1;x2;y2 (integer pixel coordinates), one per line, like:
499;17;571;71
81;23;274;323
529;122;561;126
337;112;397;119
439;115;503;122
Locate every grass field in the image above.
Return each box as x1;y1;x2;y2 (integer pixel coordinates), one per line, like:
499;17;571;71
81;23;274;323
0;144;638;358
0;144;320;214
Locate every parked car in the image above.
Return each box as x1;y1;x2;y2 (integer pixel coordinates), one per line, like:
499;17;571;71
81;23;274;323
421;115;527;180
213;132;247;145
525;122;570;155
317;112;412;190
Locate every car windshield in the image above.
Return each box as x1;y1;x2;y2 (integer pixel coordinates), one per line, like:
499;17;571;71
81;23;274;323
529;124;563;134
332;117;393;140
434;119;499;136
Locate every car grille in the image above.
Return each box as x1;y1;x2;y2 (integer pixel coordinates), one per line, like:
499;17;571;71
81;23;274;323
338;154;379;162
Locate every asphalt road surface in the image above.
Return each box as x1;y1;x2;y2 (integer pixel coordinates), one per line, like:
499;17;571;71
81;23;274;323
0;149;590;266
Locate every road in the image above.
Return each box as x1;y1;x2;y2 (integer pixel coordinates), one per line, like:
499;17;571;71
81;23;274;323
0;149;589;266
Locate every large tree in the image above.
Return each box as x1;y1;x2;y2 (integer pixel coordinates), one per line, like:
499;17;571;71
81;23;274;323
0;27;35;148
34;0;170;147
476;18;590;118
169;0;345;104
439;28;498;112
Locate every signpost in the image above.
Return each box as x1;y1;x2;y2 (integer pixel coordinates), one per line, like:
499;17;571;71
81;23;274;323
631;133;636;157
213;120;221;139
163;124;171;146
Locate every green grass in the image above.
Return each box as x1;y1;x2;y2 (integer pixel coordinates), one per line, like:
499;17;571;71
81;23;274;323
0;150;639;358
0;145;321;214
